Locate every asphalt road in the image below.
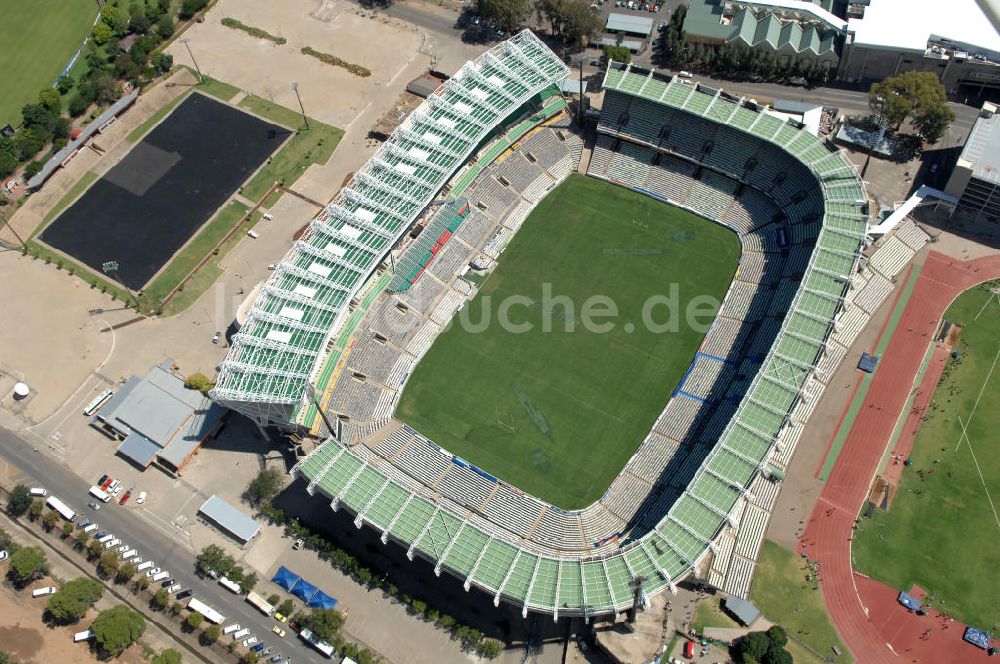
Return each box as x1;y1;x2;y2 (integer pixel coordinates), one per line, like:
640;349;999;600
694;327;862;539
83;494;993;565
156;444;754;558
0;425;330;664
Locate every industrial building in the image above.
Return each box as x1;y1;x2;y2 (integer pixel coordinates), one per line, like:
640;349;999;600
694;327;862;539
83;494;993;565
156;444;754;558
943;101;1000;224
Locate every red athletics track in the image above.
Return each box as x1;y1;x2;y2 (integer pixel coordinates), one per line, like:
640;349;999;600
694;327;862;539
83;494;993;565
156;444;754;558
799;251;1000;664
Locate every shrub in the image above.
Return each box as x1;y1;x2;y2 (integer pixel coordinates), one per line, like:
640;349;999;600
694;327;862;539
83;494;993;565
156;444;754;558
202;623;221;645
28;500;42;520
46;577;103;624
7;485;32;517
184;372;214;394
186;611;204;630
300;46;371;77
220;18;286;44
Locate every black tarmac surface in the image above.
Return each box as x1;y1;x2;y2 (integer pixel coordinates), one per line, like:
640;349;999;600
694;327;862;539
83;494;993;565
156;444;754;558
41;93;290;289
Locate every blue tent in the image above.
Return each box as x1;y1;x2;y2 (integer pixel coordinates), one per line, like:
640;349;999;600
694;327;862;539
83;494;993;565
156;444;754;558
308;590;338;609
292;578;319;603
272;566;301;592
897;591;922;611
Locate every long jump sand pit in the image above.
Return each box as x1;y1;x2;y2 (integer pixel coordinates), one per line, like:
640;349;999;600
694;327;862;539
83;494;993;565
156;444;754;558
167;0;425;129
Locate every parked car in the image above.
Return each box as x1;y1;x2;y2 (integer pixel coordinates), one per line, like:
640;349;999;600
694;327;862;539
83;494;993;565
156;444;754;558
274;612;287;623
292;538;304;551
136;491;146;505
146;567;161;577
119;490;131;505
243;636;258;648
272;625;286;638
100;477;113;490
97;474;108;486
76;518;91;529
252;642;265;652
167;584;181;593
176;589;192;600
88;502;101;511
212;331;221;344
161;578;176;587
32;586;57;597
0;550;8;561
268;656;282;663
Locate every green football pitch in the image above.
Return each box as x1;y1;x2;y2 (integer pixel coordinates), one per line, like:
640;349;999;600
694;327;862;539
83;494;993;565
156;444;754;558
0;0;97;126
395;175;740;509
853;281;1000;629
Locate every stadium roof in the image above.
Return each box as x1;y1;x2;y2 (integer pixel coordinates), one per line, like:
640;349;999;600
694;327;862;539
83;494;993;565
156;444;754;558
198;495;260;543
294;63;868;619
847;0;1000;52
210;30;569;426
959;102;1000;185
606;13;654;36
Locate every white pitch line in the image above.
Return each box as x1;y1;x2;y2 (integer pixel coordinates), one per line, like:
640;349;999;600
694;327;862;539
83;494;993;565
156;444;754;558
957;415;1000;534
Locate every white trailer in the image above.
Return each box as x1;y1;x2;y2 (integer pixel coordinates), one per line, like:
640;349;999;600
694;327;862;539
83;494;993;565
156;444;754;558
218;576;242;594
186;597;225;624
245;591;274;616
45;496;76;521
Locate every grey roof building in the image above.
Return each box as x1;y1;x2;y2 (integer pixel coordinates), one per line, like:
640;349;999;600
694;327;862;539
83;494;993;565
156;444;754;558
683;0;843;69
93;359;225;473
723;595;762;626
944;101;1000;224
198;495;261;544
606;13;654;38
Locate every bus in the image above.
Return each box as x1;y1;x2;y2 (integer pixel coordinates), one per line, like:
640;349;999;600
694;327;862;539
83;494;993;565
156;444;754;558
187;597;225;625
46;496;76;521
83;389;113;416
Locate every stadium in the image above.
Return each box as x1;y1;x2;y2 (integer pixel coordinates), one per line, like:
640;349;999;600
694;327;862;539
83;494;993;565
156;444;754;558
211;30;870;620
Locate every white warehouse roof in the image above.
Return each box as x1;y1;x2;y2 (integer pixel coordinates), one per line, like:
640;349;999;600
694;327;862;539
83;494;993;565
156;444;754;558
606;13;654;36
848;0;1000;52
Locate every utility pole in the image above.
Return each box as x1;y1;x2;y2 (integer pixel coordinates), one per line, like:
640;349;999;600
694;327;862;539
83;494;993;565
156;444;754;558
861;112;888;178
180;38;204;84
291;82;309;130
578;57;585;127
102;260;140;309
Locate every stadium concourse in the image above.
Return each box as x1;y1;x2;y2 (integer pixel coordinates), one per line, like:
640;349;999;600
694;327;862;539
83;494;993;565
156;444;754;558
214;38;873;619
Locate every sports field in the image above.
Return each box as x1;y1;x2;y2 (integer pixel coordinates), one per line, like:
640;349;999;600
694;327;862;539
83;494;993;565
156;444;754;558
0;0;96;126
853;282;1000;629
396;175;740;508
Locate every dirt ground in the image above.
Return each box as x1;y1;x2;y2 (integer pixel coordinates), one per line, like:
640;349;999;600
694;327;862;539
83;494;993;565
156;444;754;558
0;580;147;664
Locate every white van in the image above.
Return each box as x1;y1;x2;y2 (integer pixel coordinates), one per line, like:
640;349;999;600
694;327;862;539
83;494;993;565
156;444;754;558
103;538;121;549
223;623;242;635
678;70;693;78
151;570;170;583
89;485;111;503
32;586;57;597
121;549;137;560
262;212;273;221
74;629;95;642
246;229;259;239
83;523;98;534
97;534;114;544
232;628;251;640
136;560;154;572
29;487;47;497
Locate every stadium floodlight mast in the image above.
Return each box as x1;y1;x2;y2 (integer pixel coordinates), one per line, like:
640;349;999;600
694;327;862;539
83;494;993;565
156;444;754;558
102;260;139;308
290;82;309;131
304;382;338;440
179;38;204;84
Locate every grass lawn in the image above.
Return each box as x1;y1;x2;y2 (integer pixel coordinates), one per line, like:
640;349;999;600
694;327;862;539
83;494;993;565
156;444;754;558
237;94;344;201
0;0;96;126
395;175;739;508
853;281;1000;629
692;597;740;633
751;539;852;663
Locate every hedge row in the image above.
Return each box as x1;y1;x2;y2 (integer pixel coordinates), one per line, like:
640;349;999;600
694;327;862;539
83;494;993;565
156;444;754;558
300;46;371;78
220;17;286;45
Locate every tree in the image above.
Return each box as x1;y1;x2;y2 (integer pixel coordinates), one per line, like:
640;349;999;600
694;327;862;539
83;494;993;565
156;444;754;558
74;529;90;550
765;625;787;648
536;0;600;46
152;52;173;74
186;611;204;630
92;605;146;655
295;608;344;642
8;546;48;587
117;561;137;584
267;593;280;606
179;0;208;19
241;572;258;593
23;161;43;179
46;577;103;624
477;0;532;34
246;467;284;506
152;588;170;609
240;652;259;664
129;12;151;34
28;499;43;521
0;151;17;178
277;599;294;617
762;646;793;664
38;88;61;113
735;631;771;661
62;522;75;538
870;71;952;134
184;372;214;394
913;102;954;143
68;95;90;117
476;638;503;659
92;22;114;45
87;540;103;560
151;649;182;664
156;15;174;38
135;575;150;592
603;44;631;65
196;544;234;577
99;550;121;578
203;623;221;644
7;485;32;517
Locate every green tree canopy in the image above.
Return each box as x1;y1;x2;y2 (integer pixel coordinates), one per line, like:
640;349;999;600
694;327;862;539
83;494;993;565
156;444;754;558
46;577;104;624
246;467;284;506
7;485;32;517
603;44;631;65
92;605;146;655
99;550;120;578
869;71;952;136
295;607;345;642
477;0;532;34
151;649;182;664
186;611;204;630
196;544;235;576
7;546;48;586
184;372;214;394
536;0;601;46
